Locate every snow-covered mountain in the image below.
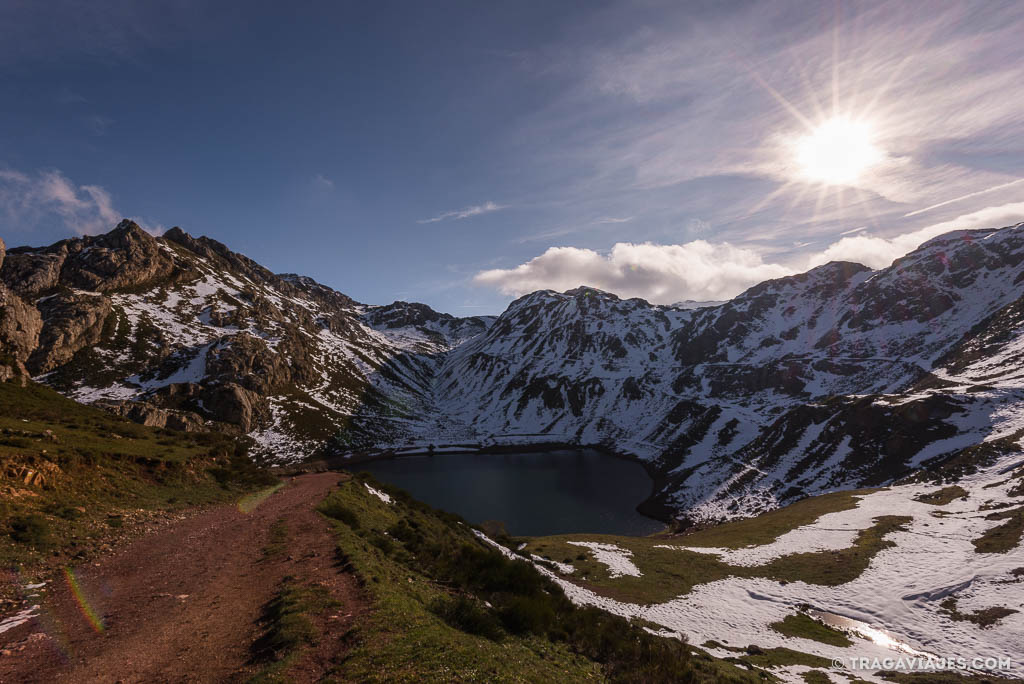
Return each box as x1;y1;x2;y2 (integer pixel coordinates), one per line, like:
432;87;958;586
2;220;1023;523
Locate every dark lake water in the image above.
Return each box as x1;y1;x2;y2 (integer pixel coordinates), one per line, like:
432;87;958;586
359;449;663;537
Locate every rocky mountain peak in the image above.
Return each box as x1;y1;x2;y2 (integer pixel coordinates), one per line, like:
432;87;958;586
2;219;1023;522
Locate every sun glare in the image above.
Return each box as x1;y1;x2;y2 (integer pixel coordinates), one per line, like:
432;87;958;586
795;116;882;186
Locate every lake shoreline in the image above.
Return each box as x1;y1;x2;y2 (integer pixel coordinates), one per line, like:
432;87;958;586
285;443;670;535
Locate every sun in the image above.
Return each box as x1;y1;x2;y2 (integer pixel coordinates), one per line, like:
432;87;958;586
795;116;883;186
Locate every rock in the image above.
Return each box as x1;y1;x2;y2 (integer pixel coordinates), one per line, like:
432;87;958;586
200;382;270;432
4;457;63;488
27;292;112;374
0;276;43;382
97;400;207;432
204;332;292;394
0;249;66;297
62;220;175;293
1;221;172;297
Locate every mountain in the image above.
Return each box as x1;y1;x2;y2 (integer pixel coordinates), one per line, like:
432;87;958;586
2;220;1023;524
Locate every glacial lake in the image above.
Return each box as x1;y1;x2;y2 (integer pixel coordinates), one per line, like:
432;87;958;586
358;449;664;537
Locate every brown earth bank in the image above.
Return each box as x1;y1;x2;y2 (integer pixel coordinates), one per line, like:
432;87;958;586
0;472;368;683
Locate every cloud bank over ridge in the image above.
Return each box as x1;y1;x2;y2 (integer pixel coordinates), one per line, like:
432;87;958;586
476;204;1024;304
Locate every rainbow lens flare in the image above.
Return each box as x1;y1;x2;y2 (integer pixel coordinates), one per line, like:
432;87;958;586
63;568;104;633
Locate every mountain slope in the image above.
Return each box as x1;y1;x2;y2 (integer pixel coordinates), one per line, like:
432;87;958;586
2;220;1023;523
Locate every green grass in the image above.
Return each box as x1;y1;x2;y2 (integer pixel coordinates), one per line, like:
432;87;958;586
769;613;853;647
972;506;1024;553
676;488;874;549
0;381;276;575
525;515;911;605
248;577;341;683
801;671;834;684
734;646;831;669
939;597;1018;629
316;475;764;683
263;518;289;559
914;486;968;506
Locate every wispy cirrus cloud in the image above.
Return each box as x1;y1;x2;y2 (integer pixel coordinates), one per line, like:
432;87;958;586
593;216;633;224
312;173;334;190
0;166;155;236
417;201;507;224
503;0;1024;262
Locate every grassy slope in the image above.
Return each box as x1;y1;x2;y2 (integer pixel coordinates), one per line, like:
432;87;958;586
526;514;910;605
678;488;875;548
972;505;1024;553
315;476;764;684
769;613;853;647
0;381;275;576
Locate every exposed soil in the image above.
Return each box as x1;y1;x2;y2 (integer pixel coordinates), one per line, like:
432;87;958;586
0;472;368;683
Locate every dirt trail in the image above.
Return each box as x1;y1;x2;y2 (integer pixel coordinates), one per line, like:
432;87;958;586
0;472;367;683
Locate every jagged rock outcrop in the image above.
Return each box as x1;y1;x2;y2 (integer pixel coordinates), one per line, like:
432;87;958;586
0;237;43;384
201;382;271;432
29;292;112;374
97;400;207;432
1;220;174;297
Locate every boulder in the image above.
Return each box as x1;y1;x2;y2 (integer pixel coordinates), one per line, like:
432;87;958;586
200;382;270;432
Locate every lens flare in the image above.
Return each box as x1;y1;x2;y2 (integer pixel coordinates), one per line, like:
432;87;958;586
63;568;104;633
237;483;284;513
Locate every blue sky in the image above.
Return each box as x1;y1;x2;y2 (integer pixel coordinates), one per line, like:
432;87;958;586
1;1;1023;314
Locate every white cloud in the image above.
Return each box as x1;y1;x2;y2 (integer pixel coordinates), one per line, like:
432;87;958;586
418;201;507;224
474;241;793;304
0;167;138;236
312;173;334;190
476;204;1024;304
594;216;633;224
808;202;1024;269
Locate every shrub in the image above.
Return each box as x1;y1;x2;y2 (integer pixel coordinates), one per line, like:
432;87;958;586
10;514;51;547
368;531;393;555
317;498;360;528
42;502;82;520
431;596;504;641
498;595;556;636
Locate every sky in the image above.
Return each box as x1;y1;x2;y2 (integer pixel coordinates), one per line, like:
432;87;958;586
1;0;1022;314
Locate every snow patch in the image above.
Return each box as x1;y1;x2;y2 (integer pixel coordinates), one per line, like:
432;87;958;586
365;483;393;504
568;541;642;578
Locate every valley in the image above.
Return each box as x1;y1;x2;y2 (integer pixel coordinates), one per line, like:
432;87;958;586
4;221;1024;527
2;221;1023;682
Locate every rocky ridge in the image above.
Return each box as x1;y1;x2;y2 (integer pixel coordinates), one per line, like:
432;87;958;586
2;220;1023;523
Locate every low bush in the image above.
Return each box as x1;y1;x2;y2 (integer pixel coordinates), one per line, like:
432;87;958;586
317;499;360;528
497;595;556;636
10;514;51;548
430;595;504;642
